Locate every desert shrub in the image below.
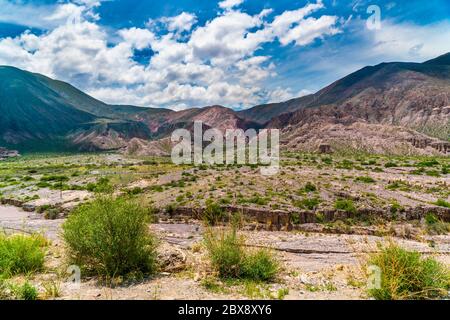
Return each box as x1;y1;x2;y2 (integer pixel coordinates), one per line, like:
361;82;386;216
204;228;278;282
390;201;404;215
10;281;39;300
416;159;440;168
384;162;398;168
386;180;411;191
127;187;143;195
335;199;357;213
367;243;450;300
304;182;317;193
36;181;51;188
291;213;301;225
249;195;270;206
62;196;157;278
426;170;441;177
294;197;321;210
86;177;112;193
44;209;60;220
242;249;279;282
355;176;376;183
0;233;47;276
435;199;450;208
442;166;449;175
150;185;164;192
40;175;69;183
203;200;225;226
204;228;244;278
425;213;450;235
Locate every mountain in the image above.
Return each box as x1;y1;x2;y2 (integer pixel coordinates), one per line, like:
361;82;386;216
1;52;449;155
0;66;257;152
241;53;450;131
0;66;159;151
247;53;450;154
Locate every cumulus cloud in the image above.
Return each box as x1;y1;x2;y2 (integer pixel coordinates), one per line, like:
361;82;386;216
369;20;450;61
218;0;245;10
0;0;340;109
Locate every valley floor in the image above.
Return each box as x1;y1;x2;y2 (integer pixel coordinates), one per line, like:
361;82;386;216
0;152;449;300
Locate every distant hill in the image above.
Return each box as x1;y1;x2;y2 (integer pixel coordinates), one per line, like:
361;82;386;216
261;53;450;154
241;53;450;136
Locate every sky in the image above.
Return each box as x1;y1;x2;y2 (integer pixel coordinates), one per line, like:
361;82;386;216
0;0;449;110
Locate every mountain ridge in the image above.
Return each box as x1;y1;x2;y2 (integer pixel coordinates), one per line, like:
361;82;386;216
1;52;449;154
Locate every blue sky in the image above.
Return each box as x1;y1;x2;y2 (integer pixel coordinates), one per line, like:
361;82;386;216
0;0;449;110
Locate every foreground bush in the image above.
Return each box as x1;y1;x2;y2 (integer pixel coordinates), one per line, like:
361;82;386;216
62;196;157;278
0;278;39;300
204;228;278;282
0;233;47;276
367;243;450;300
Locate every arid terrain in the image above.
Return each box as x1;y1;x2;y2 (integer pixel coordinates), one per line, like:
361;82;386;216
1;152;449;300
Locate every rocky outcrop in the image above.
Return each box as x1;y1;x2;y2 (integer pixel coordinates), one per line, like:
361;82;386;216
0;147;19;160
158;205;450;231
409;137;449;154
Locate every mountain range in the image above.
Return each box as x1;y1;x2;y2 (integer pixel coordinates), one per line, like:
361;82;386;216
1;53;449;155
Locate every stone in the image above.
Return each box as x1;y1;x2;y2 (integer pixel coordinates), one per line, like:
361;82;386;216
318;144;332;154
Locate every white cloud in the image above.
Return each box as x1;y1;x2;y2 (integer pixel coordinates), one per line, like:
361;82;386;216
218;0;244;10
278;16;340;46
163;12;198;33
370;20;450;61
0;0;341;109
0;0;102;29
267;87;295;103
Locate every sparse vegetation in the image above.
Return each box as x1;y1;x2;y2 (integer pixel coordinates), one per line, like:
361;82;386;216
294;197;321;210
0;233;47;277
62;195;157;278
367;243;450;300
0;151;449;300
435;199;450;208
204;227;279;282
425;213;450;235
334;199;357;214
203;200;225;226
355;176;376;183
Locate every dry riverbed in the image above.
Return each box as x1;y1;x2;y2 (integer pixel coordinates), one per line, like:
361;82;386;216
1;205;449;300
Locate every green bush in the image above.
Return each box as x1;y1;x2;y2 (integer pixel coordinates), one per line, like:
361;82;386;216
203;200;225;226
0;233;47;276
355;176;376;183
425;213;450;235
385;162;398;168
304;182;317;193
86;177;112;193
367;243;450;300
40;175;69;182
435;199;450;208
416;159;440;168
10;282;39;300
335;199;357;213
242;249;279;282
204;228;244;278
294;197;321;210
204;228;279;282
62;196;157;278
